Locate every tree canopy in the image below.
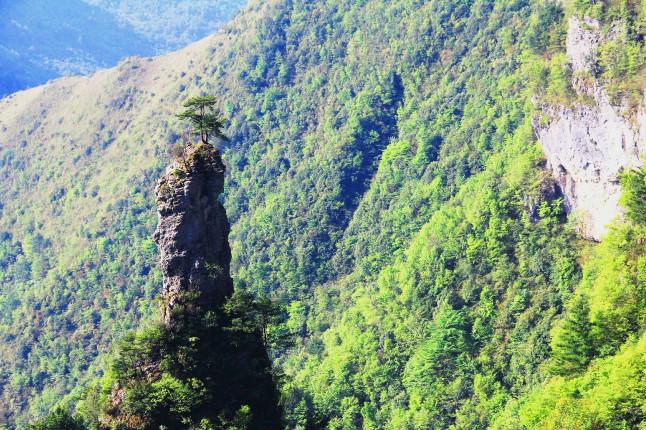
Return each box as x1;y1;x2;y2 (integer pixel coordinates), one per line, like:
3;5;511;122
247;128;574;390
176;95;228;145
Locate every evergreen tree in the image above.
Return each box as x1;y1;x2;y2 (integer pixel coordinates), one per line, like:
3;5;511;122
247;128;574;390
621;167;646;225
550;294;594;376
26;408;86;430
176;95;228;145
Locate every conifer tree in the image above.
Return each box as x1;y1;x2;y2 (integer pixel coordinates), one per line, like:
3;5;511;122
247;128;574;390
550;294;593;375
26;408;85;430
621;166;646;225
176;95;228;145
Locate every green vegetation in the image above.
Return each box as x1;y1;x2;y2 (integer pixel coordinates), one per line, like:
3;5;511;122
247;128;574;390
176;96;228;145
26;409;85;430
25;291;285;430
0;0;645;428
97;289;284;430
491;165;646;429
621;165;646;224
0;176;162;426
570;0;646;104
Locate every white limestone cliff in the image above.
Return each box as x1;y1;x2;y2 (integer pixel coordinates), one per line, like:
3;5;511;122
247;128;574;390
534;16;646;240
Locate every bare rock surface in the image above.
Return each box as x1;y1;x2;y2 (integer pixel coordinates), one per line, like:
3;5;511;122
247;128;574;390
566;16;601;74
153;143;233;324
535;16;646;240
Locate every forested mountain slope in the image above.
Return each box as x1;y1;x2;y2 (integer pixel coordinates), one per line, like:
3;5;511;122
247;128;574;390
0;0;246;97
84;0;248;51
0;0;644;428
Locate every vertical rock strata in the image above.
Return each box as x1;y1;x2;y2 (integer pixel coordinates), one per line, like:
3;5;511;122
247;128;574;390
102;143;282;429
535;16;646;240
153;143;233;324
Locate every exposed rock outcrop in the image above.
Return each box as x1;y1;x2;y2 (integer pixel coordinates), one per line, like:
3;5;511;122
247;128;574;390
153;143;233;324
535;16;646;240
102;143;282;429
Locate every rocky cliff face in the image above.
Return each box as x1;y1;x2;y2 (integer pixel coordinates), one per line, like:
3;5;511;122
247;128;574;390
101;143;282;430
153;143;233;324
535;16;646;240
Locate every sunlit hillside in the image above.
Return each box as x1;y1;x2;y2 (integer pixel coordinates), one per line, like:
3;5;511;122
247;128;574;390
0;0;645;428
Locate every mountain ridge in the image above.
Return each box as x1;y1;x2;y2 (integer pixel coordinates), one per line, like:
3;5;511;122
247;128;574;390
0;0;645;428
0;0;247;97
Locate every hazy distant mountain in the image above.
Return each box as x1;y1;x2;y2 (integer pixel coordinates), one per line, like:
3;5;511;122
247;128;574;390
0;0;246;97
84;0;248;50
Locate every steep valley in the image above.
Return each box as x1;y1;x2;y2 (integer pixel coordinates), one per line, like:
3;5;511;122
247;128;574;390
0;0;645;428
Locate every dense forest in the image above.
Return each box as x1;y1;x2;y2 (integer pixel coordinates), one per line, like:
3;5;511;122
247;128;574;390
0;0;645;428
